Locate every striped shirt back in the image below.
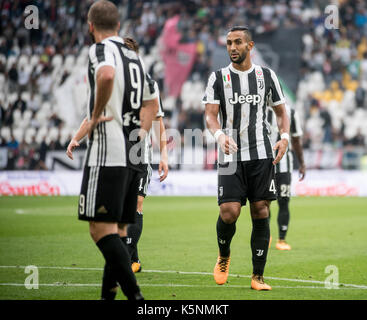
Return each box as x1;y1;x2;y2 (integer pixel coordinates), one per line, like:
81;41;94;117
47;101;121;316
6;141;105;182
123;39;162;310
85;36;157;168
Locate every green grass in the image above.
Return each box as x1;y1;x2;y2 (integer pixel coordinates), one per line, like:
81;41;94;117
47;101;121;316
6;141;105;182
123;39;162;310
0;196;367;300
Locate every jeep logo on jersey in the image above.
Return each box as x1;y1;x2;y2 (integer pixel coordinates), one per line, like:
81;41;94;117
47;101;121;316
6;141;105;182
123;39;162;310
229;92;261;105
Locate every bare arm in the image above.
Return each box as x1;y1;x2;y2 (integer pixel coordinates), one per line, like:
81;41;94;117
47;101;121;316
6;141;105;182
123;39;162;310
291;136;306;181
66;115;113;160
205;103;237;155
86;65;115;138
155;117;168;182
272;103;290;165
66;117;88;160
140;97;159;140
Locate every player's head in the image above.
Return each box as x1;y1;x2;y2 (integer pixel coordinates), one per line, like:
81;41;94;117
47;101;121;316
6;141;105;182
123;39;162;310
226;26;254;65
87;0;120;43
124;37;139;53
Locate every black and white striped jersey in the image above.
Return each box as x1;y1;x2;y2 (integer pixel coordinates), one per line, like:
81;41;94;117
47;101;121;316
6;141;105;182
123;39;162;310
266;104;303;173
202;63;285;162
85;36;158;168
142;80;165;164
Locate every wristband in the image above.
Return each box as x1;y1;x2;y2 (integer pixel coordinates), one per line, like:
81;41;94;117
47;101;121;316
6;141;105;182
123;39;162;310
280;132;290;142
214;130;224;142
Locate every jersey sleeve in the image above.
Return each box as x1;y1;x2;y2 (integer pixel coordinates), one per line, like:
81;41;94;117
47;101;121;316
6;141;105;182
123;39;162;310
89;43;116;74
142;72;158;101
290;108;303;137
268;68;286;107
202;71;220;105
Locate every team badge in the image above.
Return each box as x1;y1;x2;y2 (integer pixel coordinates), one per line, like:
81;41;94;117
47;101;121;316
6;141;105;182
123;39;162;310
257;79;264;89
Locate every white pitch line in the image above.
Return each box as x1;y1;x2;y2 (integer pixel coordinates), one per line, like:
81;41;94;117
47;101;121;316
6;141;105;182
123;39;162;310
0;283;364;290
1;265;367;290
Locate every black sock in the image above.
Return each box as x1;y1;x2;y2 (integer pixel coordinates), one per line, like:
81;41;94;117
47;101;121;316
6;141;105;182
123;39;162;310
96;233;143;300
101;263;117;300
277;197;290;240
216;215;236;257
127;211;143;262
251;218;270;276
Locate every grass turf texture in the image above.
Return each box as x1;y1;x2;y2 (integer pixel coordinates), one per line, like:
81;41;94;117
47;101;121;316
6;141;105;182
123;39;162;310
0;196;366;300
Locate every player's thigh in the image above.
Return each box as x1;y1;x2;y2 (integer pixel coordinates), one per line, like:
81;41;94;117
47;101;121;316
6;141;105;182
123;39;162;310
275;172;292;199
246;158;277;203
217;162;247;207
89;221;118;243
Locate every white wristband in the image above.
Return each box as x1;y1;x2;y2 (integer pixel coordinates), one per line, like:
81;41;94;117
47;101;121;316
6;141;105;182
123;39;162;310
214;130;224;142
280;132;290;142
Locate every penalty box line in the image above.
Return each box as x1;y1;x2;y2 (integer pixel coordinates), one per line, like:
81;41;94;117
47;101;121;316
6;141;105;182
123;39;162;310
0;265;366;290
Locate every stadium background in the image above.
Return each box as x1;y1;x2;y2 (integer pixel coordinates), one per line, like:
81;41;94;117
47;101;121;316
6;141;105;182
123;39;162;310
0;0;367;300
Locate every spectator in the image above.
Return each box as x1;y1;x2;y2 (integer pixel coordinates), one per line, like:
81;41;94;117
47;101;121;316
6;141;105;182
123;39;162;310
12;94;27;114
7;63;18;93
36;68;53;101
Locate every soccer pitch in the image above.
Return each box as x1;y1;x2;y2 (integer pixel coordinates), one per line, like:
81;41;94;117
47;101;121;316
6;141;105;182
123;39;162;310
0;196;366;300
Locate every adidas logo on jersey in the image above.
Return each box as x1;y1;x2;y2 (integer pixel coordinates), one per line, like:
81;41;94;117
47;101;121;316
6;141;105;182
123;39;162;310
229;92;261;105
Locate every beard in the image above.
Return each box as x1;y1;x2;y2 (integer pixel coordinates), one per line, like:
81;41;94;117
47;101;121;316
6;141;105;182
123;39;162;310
230;48;248;64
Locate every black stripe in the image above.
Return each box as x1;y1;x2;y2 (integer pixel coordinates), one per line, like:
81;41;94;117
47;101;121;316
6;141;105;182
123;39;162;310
146;74;155;94
85;59;95;166
248;69;258;160
267;107;273;125
262;67;274;158
229;70;241;156
215;70;226;129
96;43;105;63
96;123;101;166
268;69;282;104
286;150;290;172
159;96;164;114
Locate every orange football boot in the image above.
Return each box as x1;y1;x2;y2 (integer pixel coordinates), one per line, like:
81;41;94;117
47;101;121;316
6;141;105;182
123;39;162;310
213;255;231;285
251;274;272;291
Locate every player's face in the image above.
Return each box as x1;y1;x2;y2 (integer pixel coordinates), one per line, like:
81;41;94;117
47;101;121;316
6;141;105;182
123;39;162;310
226;31;253;64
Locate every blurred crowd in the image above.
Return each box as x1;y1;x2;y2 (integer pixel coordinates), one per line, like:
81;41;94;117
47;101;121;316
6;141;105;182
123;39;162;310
1;0;367;170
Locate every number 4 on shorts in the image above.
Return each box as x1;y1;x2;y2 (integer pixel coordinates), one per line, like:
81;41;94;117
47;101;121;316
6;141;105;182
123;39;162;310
269;179;276;194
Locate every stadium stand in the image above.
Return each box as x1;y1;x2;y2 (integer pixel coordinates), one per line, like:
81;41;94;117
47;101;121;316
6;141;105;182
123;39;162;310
0;0;367;170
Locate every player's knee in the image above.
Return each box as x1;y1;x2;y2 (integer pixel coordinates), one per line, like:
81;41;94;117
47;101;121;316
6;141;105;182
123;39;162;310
250;201;270;220
220;203;240;224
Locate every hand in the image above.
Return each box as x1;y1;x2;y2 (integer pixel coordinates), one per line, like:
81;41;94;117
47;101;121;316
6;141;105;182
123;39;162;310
66;139;79;160
158;159;169;182
272;138;288;165
298;163;306;181
218;134;238;155
87;115;113;138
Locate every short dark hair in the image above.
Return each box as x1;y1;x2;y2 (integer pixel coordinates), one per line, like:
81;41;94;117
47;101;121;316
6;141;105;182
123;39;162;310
228;26;252;41
88;0;119;31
